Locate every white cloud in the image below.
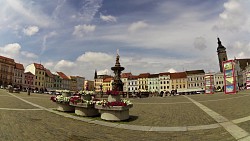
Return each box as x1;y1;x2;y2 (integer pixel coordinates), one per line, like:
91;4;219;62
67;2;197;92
0;43;38;66
4;0;52;27
23;26;39;36
42;31;57;53
128;21;148;32
100;14;117;22
97;69;110;75
167;68;177;73
237;52;246;58
20;51;38;59
77;52;113;65
73;24;96;37
55;60;75;68
54;60;76;72
44;61;55;68
0;43;21;57
75;0;103;22
214;0;248;31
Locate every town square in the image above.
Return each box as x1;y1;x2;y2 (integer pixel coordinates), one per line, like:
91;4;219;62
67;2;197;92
0;89;250;140
1;0;250;141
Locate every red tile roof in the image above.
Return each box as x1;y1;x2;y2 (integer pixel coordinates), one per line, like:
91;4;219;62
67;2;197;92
0;56;15;62
128;75;138;80
170;72;187;79
45;69;54;78
15;63;24;70
121;73;132;78
159;72;171;76
57;72;69;80
34;63;45;70
103;77;113;82
24;71;34;76
149;74;159;78
185;70;205;75
138;73;150;78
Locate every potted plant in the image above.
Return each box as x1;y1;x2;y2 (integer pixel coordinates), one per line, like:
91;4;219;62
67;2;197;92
50;95;74;112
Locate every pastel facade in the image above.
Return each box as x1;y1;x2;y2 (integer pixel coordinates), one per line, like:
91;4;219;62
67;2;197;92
56;72;70;90
103;77;113;92
0;56;15;87
53;73;62;90
186;70;205;91
69;76;77;91
170;72;187;92
127;76;138;92
45;69;55;91
23;72;34;90
121;73;133;93
159;72;171;93
213;72;224;91
13;63;24;89
138;73;150;92
75;76;85;91
25;63;46;91
148;74;159;92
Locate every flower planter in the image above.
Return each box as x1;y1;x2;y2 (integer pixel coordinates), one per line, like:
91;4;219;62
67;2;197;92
95;105;133;121
56;103;74;112
108;94;121;102
81;95;91;101
62;92;71;97
71;103;99;117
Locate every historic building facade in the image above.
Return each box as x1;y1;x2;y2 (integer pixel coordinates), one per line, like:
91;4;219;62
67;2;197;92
186;70;205;92
25;63;46;91
170;72;187;92
148;74;159;92
0;56;15;87
159;72;171;93
13;63;24;89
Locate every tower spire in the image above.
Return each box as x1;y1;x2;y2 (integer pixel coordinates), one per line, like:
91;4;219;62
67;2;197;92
94;69;97;79
217;37;221;46
217;37;228;72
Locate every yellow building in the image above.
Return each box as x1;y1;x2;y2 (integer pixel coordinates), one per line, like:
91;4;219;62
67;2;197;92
0;56;15;87
25;63;46;91
138;73;150;92
103;77;113;92
94;70;111;92
170;72;187;92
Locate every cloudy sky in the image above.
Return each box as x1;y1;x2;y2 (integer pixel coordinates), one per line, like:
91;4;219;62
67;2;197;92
0;0;249;80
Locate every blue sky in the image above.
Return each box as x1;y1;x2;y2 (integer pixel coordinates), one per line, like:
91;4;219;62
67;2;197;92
0;0;250;80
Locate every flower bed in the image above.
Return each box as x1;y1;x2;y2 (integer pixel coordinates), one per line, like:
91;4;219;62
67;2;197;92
69;95;99;116
50;95;74;112
95;93;133;121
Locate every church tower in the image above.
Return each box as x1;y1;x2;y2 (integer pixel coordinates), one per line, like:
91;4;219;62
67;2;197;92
217;38;228;72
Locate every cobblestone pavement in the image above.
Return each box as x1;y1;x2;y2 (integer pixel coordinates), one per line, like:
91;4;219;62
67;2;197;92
1;89;250;140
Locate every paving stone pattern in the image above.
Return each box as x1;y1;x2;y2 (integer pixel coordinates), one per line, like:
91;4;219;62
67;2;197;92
1;89;250;140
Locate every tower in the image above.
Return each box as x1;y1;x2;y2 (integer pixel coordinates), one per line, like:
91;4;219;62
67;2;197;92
217;38;228;72
94;69;97;79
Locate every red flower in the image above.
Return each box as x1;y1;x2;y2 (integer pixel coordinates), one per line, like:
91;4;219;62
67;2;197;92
50;96;56;102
